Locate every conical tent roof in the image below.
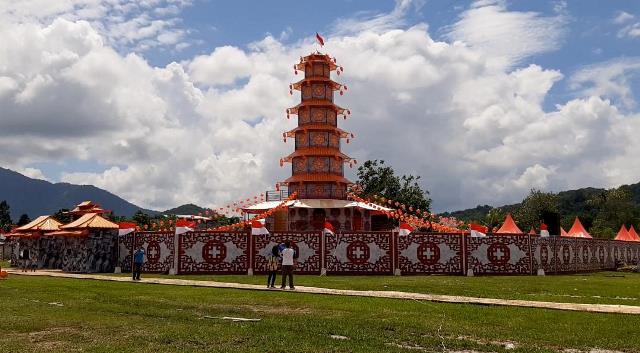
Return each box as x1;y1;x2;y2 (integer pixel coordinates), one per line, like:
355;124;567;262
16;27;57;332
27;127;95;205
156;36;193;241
560;227;568;236
496;213;523;234
528;227;536;235
628;225;640;242
614;225;632;241
567;217;591;238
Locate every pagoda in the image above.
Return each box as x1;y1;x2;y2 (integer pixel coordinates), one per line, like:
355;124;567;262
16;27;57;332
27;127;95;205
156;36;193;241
279;52;354;199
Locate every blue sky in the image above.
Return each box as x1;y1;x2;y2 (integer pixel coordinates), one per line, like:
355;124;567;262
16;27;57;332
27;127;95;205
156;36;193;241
2;0;640;211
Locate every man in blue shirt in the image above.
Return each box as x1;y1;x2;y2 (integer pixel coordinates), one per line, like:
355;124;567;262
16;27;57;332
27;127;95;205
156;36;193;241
133;246;145;280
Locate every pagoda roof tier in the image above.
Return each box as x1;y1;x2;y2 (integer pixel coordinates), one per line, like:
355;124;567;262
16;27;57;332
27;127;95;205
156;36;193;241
290;78;344;91
287;101;350;116
282;147;352;162
294;53;340;71
284;173;351;184
284;125;353;139
15;215;62;232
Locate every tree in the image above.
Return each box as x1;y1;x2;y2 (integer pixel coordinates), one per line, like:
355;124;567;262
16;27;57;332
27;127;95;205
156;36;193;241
0;200;12;232
484;208;505;231
514;189;560;233
53;209;73;224
132;210;152;227
588;186;638;239
355;160;431;211
17;214;31;226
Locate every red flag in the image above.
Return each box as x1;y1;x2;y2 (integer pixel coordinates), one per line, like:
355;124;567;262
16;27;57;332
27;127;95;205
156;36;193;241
316;32;325;46
323;221;335;235
469;223;487;237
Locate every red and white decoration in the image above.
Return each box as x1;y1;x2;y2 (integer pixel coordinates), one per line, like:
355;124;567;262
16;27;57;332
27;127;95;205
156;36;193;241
398;222;414;236
540;223;550;237
175;219;196;235
323;221;335;236
118;222;136;236
251;219;269;235
469;223;487;238
179;231;248;274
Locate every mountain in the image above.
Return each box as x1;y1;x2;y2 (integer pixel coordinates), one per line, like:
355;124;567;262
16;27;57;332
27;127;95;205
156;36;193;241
162;203;211;215
0;167;158;220
443;183;640;224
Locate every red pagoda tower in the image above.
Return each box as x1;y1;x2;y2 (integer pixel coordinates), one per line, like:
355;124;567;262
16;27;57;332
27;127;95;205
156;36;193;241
280;52;354;199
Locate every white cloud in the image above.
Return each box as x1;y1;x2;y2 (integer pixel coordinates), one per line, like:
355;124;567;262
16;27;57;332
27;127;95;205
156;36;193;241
444;0;566;69
613;11;634;25
332;0;425;35
1;2;640;214
570;57;640;109
614;11;640;39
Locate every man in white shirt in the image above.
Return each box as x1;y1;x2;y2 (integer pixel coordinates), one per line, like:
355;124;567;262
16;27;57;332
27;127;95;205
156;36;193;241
280;241;295;290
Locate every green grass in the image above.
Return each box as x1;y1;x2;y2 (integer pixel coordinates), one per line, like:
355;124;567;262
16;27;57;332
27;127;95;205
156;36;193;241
1;275;639;353
101;271;640;306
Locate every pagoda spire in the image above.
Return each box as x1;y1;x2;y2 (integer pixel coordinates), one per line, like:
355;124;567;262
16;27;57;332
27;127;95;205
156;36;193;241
278;52;355;199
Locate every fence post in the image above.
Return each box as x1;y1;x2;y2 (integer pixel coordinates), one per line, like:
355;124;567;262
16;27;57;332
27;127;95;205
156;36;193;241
169;232;179;275
392;231;400;276
320;230;327;276
247;230;253;276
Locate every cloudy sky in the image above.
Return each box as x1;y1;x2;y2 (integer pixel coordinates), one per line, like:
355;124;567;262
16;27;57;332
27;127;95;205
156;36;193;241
1;0;639;212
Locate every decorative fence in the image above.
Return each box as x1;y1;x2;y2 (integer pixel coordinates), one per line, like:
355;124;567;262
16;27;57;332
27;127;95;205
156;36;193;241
112;231;640;276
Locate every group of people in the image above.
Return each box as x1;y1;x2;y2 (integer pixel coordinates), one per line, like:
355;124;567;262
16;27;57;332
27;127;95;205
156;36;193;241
19;248;36;272
266;241;296;290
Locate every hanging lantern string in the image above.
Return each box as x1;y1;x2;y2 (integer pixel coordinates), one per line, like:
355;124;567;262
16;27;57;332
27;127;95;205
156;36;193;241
214;192;268;217
346;192;464;233
207;192;299;232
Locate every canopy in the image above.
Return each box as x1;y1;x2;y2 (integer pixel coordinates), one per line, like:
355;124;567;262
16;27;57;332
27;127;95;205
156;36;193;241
566;217;591;238
615;225;632;241
61;213;118;229
495;213;523;234
628;225;640;242
15;215;62;232
528;227;536;235
560;227;568;236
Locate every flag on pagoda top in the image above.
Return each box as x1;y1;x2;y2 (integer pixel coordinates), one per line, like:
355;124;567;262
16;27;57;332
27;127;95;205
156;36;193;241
316;32;325;46
540;223;550;237
176;219;196;235
323;221;335;236
118;222;136;236
398;222;414;236
251;219;269;235
470;223;487;238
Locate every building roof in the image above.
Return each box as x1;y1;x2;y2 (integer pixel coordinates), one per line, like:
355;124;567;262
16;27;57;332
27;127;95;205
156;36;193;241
615;225;632;241
15;215;62;232
242;199;392;214
66;201;108;215
61;213;118;229
566;217;592;238
495;214;523;234
628;225;640;242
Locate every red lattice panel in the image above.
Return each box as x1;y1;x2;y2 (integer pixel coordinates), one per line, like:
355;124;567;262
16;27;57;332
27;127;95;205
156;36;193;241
531;236;555;274
134;231;174;273
397;233;463;274
553;237;576;272
253;232;321;274
325;232;393;274
118;234;134;272
466;235;532;275
179;231;248;274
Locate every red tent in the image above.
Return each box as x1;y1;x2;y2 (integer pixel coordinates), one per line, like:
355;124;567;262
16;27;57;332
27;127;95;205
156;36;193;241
496;213;523;234
628;225;640;242
560;227;568;237
566;217;591;238
528;227;536;235
614;225;632;241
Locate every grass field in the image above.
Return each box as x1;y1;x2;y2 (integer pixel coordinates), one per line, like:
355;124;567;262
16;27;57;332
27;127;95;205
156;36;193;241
101;270;640;306
1;274;639;352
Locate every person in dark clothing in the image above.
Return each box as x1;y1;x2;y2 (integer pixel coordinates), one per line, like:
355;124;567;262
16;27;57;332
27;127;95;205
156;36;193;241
280;241;295;290
266;245;280;288
133;247;145;280
20;248;30;273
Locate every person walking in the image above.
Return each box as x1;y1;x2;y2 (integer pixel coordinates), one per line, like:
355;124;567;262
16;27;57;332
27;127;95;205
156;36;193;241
132;246;145;281
266;245;279;288
280;241;295;290
20;248;30;273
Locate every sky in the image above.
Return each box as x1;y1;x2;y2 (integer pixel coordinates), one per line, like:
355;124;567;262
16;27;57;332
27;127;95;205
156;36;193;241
1;0;640;212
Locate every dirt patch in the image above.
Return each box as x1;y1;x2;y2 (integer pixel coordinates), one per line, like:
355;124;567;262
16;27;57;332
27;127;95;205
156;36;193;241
455;335;517;350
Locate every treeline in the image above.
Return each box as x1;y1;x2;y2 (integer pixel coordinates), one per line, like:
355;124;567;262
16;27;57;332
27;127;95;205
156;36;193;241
444;182;640;238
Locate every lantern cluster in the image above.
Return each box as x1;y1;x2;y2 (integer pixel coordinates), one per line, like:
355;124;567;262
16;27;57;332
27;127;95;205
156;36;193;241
207;192;299;232
215;193;267;216
346;192;464;233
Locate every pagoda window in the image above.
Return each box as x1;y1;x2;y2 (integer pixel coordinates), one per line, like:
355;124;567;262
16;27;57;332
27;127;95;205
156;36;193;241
312;83;327;99
327;110;337;126
328;133;339;148
299;108;311;125
310;108;326;123
309;131;329;147
301;86;313;101
295;132;308;148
